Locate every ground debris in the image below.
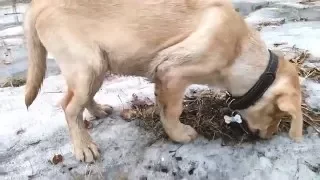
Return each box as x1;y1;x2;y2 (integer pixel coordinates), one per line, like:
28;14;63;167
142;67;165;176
1;77;26;88
127;90;259;146
51;154;63;165
281;46;319;82
84;120;93;129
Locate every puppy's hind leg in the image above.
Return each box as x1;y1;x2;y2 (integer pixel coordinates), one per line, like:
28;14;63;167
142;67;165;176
85;74;113;120
62;65;106;163
84;50;113;120
86;100;113;120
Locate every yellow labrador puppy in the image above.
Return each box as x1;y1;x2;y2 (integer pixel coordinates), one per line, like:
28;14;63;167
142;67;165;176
24;0;303;163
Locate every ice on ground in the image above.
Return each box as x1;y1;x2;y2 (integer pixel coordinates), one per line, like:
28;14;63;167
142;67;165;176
259;22;320;57
303;79;320;111
0;75;320;180
0;25;23;37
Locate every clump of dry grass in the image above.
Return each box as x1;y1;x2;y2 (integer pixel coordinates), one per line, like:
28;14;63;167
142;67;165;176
1;77;26;88
123;91;259;146
122;46;320;145
280;46;319;82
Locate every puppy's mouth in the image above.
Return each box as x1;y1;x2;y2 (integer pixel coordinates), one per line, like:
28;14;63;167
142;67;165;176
250;128;260;136
249;128;276;139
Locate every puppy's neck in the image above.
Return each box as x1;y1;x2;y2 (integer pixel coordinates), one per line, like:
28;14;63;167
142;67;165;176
226;29;270;96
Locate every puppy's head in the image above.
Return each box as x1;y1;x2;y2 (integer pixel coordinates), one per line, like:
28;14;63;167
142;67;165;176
239;57;303;141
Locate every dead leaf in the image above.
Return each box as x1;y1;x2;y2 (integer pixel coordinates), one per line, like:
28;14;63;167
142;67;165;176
84;120;93;129
52;154;63;165
120;109;137;121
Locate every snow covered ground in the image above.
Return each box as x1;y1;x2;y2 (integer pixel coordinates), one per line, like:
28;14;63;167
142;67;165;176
1;0;320;180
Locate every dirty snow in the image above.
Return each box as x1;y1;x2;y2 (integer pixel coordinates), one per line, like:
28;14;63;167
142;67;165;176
1;75;320;180
1;0;320;180
303;80;320;111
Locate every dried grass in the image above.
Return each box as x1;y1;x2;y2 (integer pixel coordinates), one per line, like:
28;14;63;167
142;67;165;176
0;77;26;88
126;91;260;146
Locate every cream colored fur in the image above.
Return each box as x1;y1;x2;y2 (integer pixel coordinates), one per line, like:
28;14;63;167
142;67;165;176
24;0;303;163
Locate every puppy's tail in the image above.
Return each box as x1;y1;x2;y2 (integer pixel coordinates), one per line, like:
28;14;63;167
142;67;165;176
24;4;47;108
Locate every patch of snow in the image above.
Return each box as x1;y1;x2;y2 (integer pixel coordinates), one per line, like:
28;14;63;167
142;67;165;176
2;37;24;46
0;75;320;179
1;1;320;179
245;7;286;25
302;79;320;111
0;26;23;37
0;3;28;25
259;21;320;57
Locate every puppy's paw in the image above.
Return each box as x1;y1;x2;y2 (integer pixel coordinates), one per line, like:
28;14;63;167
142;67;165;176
168;124;198;143
73;134;100;163
86;103;113;120
99;104;113;115
289;131;303;142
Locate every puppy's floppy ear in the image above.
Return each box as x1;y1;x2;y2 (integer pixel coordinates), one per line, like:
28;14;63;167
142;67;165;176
276;94;303;142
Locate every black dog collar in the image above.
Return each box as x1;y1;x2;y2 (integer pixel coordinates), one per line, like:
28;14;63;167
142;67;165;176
226;49;279;110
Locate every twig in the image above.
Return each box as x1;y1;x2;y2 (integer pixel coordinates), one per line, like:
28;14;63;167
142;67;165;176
117;95;125;110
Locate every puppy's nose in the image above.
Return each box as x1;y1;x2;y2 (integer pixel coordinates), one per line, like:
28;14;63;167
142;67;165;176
249;128;260;136
248;127;259;134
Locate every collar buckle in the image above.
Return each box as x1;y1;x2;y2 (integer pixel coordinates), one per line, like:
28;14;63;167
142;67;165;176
225;91;235;110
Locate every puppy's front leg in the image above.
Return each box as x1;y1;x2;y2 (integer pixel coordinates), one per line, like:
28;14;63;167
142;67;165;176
150;7;227;143
154;73;197;143
62;89;100;163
